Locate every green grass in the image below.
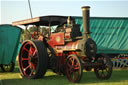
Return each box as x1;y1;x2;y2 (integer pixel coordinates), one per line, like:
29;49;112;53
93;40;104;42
0;62;128;85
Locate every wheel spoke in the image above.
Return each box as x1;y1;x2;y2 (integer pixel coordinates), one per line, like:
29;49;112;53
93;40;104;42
105;68;109;72
67;63;72;68
30;47;35;55
72;57;75;66
33;50;37;55
22;58;29;61
73;72;77;80
31;64;36;70
101;70;105;77
23;47;32;54
74;66;79;70
27;43;33;47
74;63;79;70
29;69;35;76
24;65;30;71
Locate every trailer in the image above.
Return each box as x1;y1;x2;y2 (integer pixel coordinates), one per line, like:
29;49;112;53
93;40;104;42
0;24;22;72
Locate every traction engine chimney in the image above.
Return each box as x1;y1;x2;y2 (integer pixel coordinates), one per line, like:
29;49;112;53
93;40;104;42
81;6;90;39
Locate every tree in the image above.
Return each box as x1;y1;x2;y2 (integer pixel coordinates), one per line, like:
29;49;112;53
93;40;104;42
28;26;37;32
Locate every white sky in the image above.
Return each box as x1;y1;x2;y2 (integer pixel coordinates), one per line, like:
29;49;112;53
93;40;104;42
0;0;128;24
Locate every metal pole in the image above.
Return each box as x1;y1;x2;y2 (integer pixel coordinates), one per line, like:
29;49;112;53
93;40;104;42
28;0;33;18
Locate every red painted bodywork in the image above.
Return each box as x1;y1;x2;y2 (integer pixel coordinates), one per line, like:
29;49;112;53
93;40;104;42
48;32;79;53
48;32;65;47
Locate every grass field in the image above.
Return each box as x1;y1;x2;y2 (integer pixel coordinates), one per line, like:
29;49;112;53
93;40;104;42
0;62;128;85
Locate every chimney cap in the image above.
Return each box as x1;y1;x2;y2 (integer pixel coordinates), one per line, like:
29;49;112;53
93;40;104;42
81;6;90;10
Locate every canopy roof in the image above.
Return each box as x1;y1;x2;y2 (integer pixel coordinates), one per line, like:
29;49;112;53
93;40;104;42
12;15;128;26
12;15;72;26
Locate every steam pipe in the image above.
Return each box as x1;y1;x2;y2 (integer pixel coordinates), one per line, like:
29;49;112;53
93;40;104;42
81;6;90;39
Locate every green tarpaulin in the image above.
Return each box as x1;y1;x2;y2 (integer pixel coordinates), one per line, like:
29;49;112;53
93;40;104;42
0;25;22;64
73;17;128;54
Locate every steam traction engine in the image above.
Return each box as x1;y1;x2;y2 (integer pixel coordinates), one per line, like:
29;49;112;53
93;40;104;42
13;6;112;83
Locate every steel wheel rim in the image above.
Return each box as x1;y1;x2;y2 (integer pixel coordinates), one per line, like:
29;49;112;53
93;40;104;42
96;56;112;78
66;55;82;82
19;41;39;77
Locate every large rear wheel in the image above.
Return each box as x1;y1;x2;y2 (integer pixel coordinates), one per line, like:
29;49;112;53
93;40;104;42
18;40;48;79
65;54;83;83
94;54;112;80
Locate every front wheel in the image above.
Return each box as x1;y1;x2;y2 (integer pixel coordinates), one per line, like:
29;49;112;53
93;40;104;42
94;54;112;80
65;54;83;83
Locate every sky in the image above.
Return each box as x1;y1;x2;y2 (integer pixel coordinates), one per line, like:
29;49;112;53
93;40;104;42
0;0;128;24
